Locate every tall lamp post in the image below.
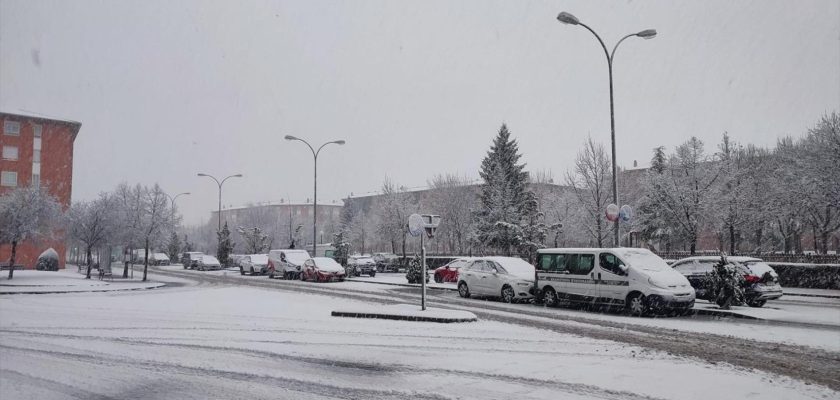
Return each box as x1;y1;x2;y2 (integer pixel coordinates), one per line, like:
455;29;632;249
165;192;190;210
556;11;656;246
197;173;243;232
284;135;345;256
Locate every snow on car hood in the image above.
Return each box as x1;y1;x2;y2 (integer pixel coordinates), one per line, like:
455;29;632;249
617;249;690;287
490;257;535;281
200;255;220;265
249;254;269;265
283;251;310;266
313;258;344;273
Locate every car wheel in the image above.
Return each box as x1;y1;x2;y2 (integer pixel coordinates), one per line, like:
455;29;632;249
458;282;470;298
433;274;442;283
627;293;648;316
542;287;558;307
748;299;766;308
239;266;245;275
501;285;515;303
369;271;376;278
249;267;255;275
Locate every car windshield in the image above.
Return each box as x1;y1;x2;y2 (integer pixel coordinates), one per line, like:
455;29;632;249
492;258;534;278
616;249;670;272
249;255;268;264
283;252;310;264
314;258;341;268
741;260;776;276
353;257;374;263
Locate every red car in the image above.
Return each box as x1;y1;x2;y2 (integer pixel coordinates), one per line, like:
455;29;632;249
433;258;472;283
301;257;346;282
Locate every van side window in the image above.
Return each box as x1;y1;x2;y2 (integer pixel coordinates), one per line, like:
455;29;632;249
538;254;567;273
599;253;626;275
567;254;595;275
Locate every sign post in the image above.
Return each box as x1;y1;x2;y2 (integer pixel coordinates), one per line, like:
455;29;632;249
407;213;440;311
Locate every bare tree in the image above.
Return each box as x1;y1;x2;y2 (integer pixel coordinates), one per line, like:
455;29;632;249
565;137;613;247
0;185;62;279
427;174;477;255
113;183;145;278
67;193;116;279
138;184;176;281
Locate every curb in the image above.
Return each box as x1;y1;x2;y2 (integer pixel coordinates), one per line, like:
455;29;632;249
783;292;840;299
689;308;764;320
346;278;458;292
0;283;167;295
331;310;478;323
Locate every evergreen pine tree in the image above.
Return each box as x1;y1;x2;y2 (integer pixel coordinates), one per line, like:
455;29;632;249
476;124;534;255
216;222;235;267
167;231;181;261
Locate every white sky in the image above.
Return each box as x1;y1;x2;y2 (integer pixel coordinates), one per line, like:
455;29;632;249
2;0;838;225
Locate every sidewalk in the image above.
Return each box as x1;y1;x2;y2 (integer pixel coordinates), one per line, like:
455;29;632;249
0;268;165;294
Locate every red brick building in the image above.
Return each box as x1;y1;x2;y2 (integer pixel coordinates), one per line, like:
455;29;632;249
1;112;80;269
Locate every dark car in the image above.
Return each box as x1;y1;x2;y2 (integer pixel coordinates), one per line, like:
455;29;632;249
180;252;205;270
671;256;783;307
372;253;400;272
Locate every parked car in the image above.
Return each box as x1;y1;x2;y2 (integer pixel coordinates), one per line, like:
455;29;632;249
457;257;535;302
671;256;783;307
230;254;246;268
535;248;695;316
347;255;377;277
239;254;269;275
180;252;204;269
372;253;400;272
434;257;471;283
196;255;222;271
267;249;311;279
301;257;346;282
152;253;170;266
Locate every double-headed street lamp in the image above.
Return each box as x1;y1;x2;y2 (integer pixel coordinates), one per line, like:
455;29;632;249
556;11;656;247
284;135;345;257
197;173;243;232
165;192;190;210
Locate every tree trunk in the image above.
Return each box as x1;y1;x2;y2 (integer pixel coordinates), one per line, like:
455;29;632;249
820;230;829;255
143;240;149;282
690;238;697;256
729;225;736;256
7;241;18;279
123;247;130;278
85;246;93;279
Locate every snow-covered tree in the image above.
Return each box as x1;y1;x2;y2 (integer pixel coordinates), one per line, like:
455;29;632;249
476;124;533;256
713;133;751;255
426;174;478;255
113;183;145;278
167;231;181;261
642;137;722;254
67;193;116;279
375;178;415;257
237;226;270;254
138;184;176;281
216;222;235;266
0;185;62;279
564;137;613;247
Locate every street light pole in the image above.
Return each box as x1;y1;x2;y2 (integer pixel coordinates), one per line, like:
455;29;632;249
556;11;656;247
165;192;190;210
197;173;243;232
284;135;345;257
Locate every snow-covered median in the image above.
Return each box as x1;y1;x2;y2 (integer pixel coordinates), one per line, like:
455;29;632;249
0;270;164;294
332;303;477;322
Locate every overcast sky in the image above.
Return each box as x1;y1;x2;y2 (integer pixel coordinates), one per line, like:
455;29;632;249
2;0;838;225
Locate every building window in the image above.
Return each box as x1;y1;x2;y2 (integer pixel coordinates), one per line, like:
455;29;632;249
33;150;41;163
2;146;18;160
31;173;40;187
1;171;17;187
3;121;20;136
33;124;42;138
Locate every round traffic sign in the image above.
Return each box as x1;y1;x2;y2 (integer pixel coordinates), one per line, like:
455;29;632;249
605;204;619;222
408;214;424;237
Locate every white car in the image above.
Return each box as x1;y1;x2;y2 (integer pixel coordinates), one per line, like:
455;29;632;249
457;257;535;303
671;256;783;307
196;255;222;271
536;248;695;316
267;249;311;279
239;254;269;275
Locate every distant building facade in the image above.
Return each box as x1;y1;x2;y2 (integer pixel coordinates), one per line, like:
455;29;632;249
0;112;81;269
210;202;344;249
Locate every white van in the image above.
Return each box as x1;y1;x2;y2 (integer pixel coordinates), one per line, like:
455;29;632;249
536;248;695;316
267;249;311;279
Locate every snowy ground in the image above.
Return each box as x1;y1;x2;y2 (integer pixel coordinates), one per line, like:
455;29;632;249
0;269;165;294
1;276;837;400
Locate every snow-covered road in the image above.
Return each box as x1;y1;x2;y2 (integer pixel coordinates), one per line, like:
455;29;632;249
1;273;837;400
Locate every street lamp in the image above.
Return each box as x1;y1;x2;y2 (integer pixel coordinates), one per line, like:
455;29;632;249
284;135;345;257
197;173;243;231
556;11;656;246
165;192;190;210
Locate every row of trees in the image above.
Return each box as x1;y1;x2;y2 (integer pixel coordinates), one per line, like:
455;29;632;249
639;112;840;255
331;113;838;258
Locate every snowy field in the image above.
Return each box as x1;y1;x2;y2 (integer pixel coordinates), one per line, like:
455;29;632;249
1;277;837;399
0;269;165;294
